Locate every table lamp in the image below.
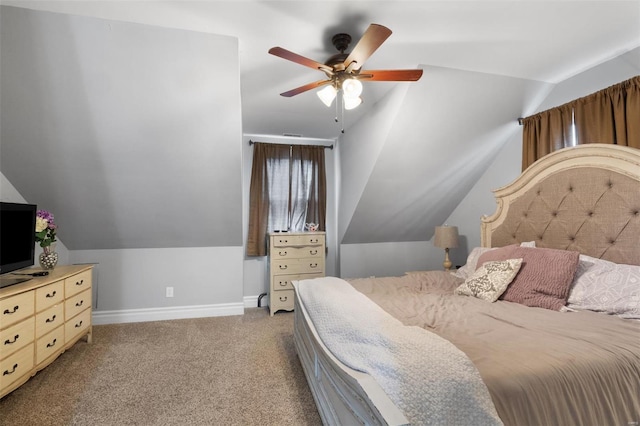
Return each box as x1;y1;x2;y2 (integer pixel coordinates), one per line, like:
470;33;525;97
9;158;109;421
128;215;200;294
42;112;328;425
434;225;459;271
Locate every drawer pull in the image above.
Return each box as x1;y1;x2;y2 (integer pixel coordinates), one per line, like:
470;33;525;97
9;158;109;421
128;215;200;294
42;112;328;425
76;279;84;286
46;315;57;323
4;334;19;345
46;290;57;298
309;249;318;255
3;364;18;376
47;338;57;348
278;265;288;270
279;281;289;287
3;305;19;315
76;300;84;307
278;251;287;256
309;263;318;268
279;239;288;244
310;238;318;243
75;320;83;328
279;296;288;302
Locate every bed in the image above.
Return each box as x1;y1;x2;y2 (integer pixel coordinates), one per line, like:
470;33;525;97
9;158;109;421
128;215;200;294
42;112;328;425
293;144;640;425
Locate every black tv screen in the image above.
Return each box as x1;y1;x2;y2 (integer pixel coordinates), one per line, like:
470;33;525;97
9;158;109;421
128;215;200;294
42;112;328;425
0;202;37;279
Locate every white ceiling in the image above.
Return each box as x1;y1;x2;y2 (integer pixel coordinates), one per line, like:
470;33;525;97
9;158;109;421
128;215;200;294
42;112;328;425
5;0;640;140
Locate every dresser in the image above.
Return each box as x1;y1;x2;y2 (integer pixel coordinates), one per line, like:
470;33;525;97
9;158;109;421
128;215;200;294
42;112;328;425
0;265;92;399
269;232;325;316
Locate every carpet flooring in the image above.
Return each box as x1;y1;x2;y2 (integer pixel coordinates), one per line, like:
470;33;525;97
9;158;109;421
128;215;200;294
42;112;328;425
0;308;322;426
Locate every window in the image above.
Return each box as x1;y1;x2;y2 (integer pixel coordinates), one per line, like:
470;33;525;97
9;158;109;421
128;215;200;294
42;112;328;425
246;142;326;256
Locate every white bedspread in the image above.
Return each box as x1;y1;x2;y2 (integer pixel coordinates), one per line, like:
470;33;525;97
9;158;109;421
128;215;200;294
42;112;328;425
295;276;502;426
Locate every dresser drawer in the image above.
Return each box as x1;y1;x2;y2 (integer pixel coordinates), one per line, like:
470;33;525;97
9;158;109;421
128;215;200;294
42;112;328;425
271;246;324;260
0;344;34;393
36;326;64;365
35;281;64;313
272;234;325;247
272;258;325;275
1;317;34;359
35;304;64;338
272;273;324;291
65;270;92;298
65;308;91;344
65;289;91;320
0;292;34;329
270;289;295;312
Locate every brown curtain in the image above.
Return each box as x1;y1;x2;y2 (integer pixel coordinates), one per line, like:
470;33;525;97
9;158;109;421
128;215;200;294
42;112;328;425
521;75;640;170
574;75;640;148
522;105;573;170
247;143;290;256
246;143;327;257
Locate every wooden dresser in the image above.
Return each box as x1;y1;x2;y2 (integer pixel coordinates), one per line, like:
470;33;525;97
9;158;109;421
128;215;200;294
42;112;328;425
0;265;93;399
269;232;325;316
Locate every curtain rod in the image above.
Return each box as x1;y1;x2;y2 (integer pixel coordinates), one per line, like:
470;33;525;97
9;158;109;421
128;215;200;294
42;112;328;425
249;140;333;150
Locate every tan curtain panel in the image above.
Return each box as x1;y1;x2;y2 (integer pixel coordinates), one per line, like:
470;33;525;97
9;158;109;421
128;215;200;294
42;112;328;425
522;75;640;171
246;142;327;257
574;75;640;148
246;143;290;257
522;105;573;171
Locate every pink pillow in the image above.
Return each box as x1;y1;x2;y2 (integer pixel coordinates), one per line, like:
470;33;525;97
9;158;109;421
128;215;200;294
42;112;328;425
477;246;580;310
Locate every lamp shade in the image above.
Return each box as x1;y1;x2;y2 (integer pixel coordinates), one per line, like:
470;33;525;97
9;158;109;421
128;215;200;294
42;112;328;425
342;78;363;98
434;226;459;249
343;96;362;110
317;85;337;107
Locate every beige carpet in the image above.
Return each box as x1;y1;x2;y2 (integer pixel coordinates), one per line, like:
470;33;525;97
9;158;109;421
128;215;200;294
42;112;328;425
0;308;322;426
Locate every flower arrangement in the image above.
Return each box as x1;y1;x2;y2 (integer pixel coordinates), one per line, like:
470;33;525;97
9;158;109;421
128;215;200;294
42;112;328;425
35;209;57;252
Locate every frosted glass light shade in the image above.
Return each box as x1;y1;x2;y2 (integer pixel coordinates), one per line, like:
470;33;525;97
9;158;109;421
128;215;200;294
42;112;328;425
342;78;363;98
317;85;337;107
343;96;362;110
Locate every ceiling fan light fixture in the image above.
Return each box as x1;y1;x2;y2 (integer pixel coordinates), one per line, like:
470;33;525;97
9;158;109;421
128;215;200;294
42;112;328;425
343;96;362;110
317;85;337;107
342;78;363;99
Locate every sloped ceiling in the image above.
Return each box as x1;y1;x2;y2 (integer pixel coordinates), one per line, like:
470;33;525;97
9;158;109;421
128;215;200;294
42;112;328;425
340;66;553;243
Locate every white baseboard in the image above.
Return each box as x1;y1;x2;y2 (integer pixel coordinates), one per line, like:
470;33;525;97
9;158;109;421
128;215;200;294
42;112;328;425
92;302;245;325
243;294;269;309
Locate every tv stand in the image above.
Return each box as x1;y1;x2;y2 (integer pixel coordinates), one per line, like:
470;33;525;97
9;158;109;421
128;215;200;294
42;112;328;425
0;265;93;399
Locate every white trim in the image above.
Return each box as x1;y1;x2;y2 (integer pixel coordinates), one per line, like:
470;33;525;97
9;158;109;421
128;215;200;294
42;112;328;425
243;294;269;309
92;302;244;325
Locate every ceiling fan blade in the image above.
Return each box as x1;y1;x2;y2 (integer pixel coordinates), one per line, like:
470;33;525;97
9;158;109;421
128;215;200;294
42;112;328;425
280;80;332;97
358;69;424;81
269;47;333;74
344;24;392;71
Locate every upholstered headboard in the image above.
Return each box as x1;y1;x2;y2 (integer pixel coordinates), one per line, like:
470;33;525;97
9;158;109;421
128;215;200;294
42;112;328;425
481;144;640;266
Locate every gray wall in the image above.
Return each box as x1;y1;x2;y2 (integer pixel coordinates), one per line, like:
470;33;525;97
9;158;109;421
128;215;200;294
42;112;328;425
0;6;245;321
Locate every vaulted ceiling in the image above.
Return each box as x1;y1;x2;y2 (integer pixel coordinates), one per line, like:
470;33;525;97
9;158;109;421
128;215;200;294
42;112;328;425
5;1;640;140
1;1;639;251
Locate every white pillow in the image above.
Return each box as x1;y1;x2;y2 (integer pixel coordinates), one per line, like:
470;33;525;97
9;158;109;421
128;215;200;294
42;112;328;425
455;259;523;302
567;254;640;319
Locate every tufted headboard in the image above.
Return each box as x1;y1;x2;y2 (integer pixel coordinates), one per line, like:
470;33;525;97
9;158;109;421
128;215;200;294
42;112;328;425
481;144;640;266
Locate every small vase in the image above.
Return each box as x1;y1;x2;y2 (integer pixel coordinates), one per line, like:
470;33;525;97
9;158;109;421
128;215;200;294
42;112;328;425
39;246;58;270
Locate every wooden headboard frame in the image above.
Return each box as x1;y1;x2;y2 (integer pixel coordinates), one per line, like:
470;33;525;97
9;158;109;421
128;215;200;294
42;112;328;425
481;144;640;266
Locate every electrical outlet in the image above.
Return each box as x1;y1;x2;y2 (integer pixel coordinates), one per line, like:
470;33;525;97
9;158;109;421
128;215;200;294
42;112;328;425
166;286;174;298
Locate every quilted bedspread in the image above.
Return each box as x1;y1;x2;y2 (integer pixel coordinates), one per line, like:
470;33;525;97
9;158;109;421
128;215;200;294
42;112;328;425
295;276;503;426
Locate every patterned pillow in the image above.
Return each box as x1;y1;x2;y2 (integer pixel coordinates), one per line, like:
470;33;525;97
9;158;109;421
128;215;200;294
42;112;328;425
567;255;640;319
456;259;523;302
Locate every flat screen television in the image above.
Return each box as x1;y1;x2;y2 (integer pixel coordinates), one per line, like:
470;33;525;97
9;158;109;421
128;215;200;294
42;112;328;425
0;202;37;288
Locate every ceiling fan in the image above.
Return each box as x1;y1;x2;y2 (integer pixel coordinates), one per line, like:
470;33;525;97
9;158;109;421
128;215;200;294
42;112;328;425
269;24;423;109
